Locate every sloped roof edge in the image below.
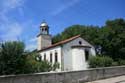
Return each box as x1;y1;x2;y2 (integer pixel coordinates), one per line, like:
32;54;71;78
38;34;81;52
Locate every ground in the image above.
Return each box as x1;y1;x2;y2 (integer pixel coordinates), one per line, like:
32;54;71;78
86;75;125;83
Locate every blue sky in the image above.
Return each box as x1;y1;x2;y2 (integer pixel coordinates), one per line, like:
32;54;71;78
0;0;125;50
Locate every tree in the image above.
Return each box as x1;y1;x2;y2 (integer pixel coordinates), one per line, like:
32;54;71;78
52;25;100;45
0;41;28;75
99;19;125;60
0;41;60;75
52;18;125;60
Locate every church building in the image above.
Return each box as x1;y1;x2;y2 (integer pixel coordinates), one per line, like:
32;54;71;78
37;21;96;71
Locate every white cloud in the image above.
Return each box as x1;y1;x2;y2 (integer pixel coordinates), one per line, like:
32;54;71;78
0;0;25;19
51;0;80;16
25;37;37;51
0;0;36;51
2;0;25;12
29;37;37;42
0;0;26;41
26;44;37;51
3;0;23;8
0;23;23;41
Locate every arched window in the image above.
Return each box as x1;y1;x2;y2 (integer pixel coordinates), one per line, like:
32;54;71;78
55;52;58;62
50;53;52;63
44;53;46;61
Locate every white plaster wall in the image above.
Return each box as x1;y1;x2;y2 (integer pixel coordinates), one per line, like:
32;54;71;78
62;44;72;71
39;46;62;71
72;48;88;70
37;35;52;50
62;37;96;71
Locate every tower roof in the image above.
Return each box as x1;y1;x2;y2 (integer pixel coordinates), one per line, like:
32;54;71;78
40;21;48;27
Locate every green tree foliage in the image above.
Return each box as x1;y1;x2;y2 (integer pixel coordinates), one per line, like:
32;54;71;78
52;25;100;45
0;41;28;75
88;56;113;68
0;41;60;75
52;18;125;60
99;19;125;60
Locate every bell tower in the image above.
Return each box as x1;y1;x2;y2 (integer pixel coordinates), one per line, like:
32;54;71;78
37;21;52;51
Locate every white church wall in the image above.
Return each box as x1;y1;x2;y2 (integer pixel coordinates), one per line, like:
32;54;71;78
39;37;96;71
62;43;73;71
39;46;62;71
72;47;88;70
62;37;96;71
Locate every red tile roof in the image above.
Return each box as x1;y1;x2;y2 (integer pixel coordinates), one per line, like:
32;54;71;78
38;35;81;52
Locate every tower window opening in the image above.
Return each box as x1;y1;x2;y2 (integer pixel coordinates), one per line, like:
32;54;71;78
45;28;47;31
42;28;44;31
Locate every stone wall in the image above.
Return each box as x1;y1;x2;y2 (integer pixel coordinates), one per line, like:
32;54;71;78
0;66;125;83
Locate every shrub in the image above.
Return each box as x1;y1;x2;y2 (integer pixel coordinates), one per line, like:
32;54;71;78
26;52;60;73
118;59;125;65
88;55;113;68
0;41;60;75
112;62;119;66
0;41;27;75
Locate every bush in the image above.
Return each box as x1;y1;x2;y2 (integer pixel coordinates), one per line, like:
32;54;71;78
112;61;119;66
88;56;113;68
0;41;27;75
26;52;60;73
118;59;125;65
0;41;60;75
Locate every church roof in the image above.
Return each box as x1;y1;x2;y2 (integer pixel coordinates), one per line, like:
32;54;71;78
38;34;81;52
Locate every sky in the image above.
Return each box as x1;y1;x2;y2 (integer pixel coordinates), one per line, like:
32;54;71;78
0;0;125;51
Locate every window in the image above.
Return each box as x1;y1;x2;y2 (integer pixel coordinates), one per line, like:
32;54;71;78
40;55;42;61
85;50;89;61
50;53;52;63
79;41;82;45
44;53;46;61
55;52;58;62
